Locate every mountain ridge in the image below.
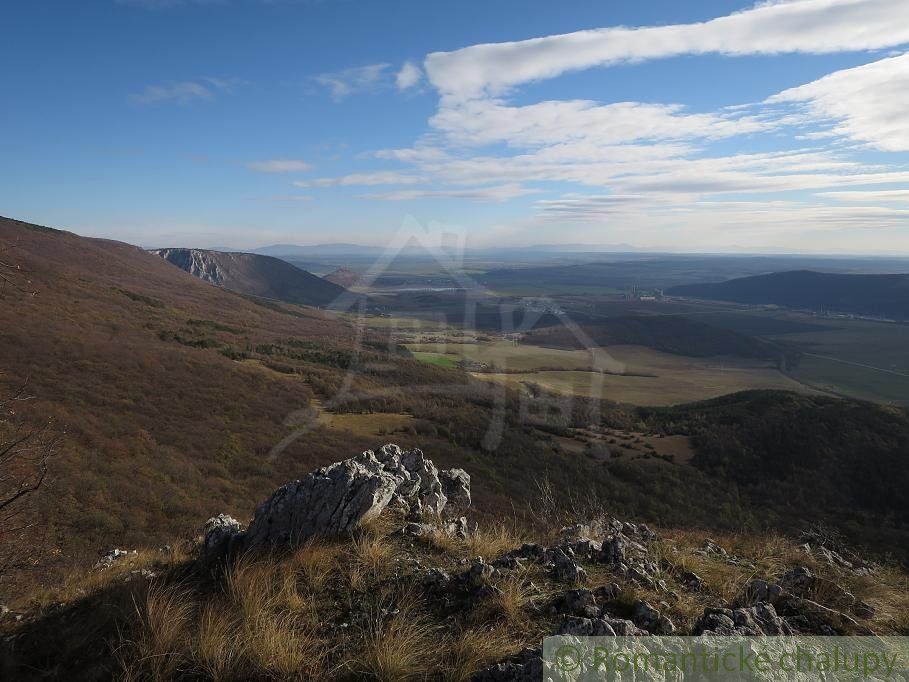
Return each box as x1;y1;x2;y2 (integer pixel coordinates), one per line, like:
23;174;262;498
153;247;350;308
668;270;909;319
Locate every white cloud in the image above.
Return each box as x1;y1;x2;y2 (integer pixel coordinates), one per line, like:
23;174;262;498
818;189;909;202
425;0;909;101
767;52;909;151
365;183;537;202
396;61;422;90
294;171;425;187
431;98;770;148
248;159;312;173
129;77;242;104
313;63;390;101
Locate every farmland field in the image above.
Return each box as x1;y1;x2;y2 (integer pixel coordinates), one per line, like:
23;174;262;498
406;336;814;405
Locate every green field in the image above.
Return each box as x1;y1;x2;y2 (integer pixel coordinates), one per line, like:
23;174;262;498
411;351;458;368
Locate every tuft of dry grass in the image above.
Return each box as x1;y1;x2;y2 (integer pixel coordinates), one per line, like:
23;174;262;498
349;531;395;576
130;583;194;681
350;596;438;681
441;625;522;682
292;541;340;593
192;601;239;681
430;522;524;561
472;575;535;627
243;610;324;678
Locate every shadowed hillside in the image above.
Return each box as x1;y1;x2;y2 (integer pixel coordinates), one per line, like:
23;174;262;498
526;316;795;365
669;270;909;319
154;248;352;308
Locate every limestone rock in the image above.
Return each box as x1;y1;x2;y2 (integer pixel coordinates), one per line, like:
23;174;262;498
243;445;471;549
632;599;675;635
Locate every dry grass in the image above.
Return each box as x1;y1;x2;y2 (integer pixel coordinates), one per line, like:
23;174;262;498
351;596;438;681
472;574;535;626
441;625;522;682
192;601;239;681
430;521;524;560
292;541;340;593
130;583;195;681
349;531;395;576
8;512;909;680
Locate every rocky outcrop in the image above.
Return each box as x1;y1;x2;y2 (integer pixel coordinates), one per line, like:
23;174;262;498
693;603;792;636
201;444;471;563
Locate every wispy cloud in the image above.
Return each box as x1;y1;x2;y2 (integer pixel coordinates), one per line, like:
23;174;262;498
424;0;909;100
313;63;391;101
294;171;424;187
767;52;909;152
129;77;243;105
248;159;312;173
396;61;422;90
364;183;537;202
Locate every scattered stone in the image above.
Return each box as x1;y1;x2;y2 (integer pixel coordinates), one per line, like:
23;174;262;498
600;534;626;564
552;548;587;583
594;582;621;602
93;548;134;570
402;522;433;537
780;566;815;594
632;599;675;634
560;588;600;618
693;603;791;636
744;578;782;605
199;514;243;565
474;647;543;681
439;468;471;512
558;616;616;637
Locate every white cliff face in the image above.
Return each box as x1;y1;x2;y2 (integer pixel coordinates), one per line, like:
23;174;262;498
153;249;226;286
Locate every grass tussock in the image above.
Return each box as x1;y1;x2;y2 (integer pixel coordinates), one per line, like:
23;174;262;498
430;521;524;560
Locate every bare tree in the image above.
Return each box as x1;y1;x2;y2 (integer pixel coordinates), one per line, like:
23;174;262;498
0;382;60;577
0;242;56;588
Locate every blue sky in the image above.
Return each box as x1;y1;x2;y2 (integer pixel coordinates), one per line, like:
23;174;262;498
3;0;909;252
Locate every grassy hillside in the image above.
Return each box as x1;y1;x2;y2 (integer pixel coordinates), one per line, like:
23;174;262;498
2;216;909;603
154;248;350;308
669;270;909;319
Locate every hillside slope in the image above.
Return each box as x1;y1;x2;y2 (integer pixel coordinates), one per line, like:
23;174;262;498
0;217;371;593
154;247;350;307
669;270;909;319
3;216;909;603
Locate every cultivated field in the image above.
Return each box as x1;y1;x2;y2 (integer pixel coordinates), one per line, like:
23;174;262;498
402;333;814;406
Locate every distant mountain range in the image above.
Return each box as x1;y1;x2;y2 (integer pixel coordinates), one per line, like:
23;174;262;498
153;248;350;307
668;270;909;319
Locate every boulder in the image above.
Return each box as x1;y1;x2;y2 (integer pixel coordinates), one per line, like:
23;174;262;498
243;445;470;549
632;599;675;635
693;603;792;636
439;468;471;511
552;548;588;583
560;588;599;618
